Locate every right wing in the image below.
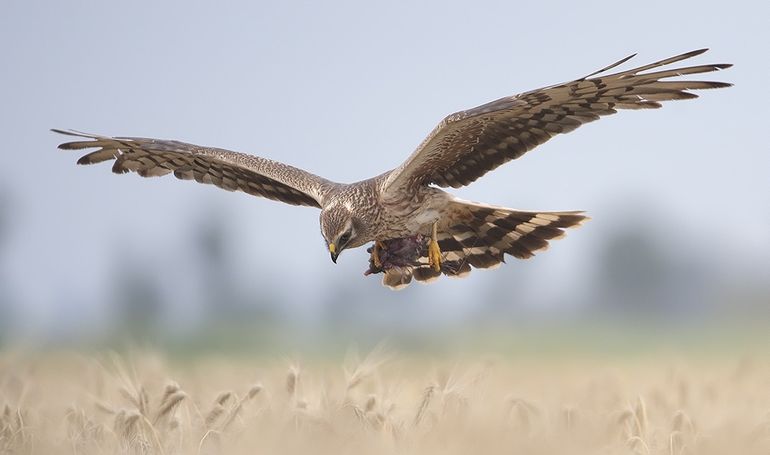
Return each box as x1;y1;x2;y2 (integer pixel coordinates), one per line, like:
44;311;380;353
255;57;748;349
383;49;731;194
54;129;337;208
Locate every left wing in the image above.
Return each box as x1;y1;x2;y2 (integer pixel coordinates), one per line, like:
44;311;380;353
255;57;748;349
54;129;337;208
383;49;731;195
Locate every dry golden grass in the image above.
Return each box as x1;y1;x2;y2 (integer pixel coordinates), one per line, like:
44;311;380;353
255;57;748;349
1;346;769;454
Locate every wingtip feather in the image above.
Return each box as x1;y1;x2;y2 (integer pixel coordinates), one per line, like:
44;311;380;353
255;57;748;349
54;129;110;152
51;128;101;138
686;48;709;58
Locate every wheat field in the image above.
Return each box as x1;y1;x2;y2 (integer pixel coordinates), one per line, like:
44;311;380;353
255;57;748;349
1;344;769;455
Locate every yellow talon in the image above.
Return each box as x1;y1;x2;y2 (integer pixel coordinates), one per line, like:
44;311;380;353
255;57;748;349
428;222;441;272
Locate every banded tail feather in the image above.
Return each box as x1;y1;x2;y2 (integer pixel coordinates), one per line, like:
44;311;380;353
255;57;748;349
381;202;588;289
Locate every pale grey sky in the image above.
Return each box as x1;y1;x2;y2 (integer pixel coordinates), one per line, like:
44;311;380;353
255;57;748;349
1;0;767;336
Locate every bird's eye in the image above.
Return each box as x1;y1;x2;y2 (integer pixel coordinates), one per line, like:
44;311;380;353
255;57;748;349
339;232;351;245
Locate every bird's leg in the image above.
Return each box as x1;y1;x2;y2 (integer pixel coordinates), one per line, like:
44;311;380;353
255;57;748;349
428;221;442;272
372;240;386;269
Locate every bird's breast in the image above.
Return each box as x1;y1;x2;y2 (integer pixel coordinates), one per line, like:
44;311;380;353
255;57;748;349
377;188;449;238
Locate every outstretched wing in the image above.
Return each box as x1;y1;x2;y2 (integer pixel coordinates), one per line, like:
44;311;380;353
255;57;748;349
54;130;337;208
383;49;731;194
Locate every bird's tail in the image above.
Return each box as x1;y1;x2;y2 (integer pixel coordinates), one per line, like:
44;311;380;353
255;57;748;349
381;201;588;289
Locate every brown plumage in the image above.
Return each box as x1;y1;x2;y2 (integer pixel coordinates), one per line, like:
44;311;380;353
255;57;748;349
54;49;731;289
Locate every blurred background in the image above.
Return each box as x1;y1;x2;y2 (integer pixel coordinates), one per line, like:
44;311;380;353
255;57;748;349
0;0;767;353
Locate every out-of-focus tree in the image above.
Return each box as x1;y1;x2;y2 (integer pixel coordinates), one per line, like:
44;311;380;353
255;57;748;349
592;211;712;321
196;211;239;317
476;263;536;324
0;189;14;342
110;251;163;339
193;208;284;340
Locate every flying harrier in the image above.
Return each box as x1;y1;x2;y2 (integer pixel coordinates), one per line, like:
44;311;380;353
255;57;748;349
54;49;730;289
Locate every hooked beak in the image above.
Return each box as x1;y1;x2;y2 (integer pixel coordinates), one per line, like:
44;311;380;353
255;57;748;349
329;243;338;263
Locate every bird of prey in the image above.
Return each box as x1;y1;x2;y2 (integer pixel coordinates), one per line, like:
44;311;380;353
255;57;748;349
54;49;730;289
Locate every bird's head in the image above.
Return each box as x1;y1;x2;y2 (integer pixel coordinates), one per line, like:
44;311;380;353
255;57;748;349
320;204;361;263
